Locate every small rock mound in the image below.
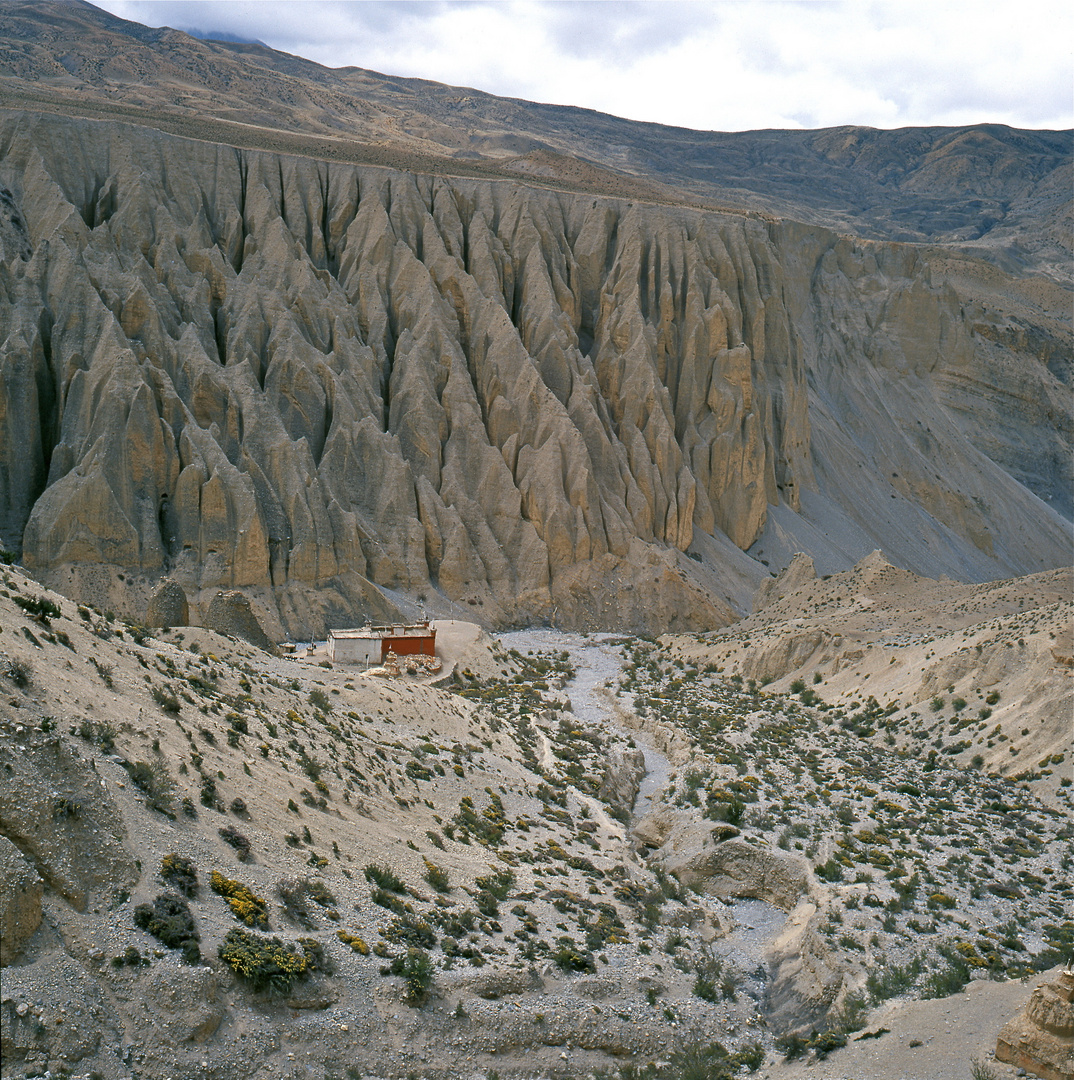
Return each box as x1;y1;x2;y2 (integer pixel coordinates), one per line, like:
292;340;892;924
204;591;276;654
753;552;816;613
145;578;188;628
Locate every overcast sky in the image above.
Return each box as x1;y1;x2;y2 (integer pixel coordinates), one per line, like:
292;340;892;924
92;1;1073;132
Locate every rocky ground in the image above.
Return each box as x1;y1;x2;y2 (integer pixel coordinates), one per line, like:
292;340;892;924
1;555;1071;1079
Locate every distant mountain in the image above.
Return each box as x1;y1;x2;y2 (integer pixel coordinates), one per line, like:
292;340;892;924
1;1;1069;271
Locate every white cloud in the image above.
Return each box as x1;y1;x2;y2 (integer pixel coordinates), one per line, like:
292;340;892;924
91;1;1074;131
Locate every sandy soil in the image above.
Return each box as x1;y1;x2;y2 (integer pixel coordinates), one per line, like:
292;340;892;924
763;970;1061;1080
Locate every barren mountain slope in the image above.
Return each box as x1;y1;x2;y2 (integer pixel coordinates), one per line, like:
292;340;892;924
1;107;1069;636
665;552;1074;792
1;561;1070;1079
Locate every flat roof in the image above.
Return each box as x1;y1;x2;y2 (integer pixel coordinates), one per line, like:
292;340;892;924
329;624;435;640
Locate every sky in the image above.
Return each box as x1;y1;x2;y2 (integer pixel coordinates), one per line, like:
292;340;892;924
91;1;1074;132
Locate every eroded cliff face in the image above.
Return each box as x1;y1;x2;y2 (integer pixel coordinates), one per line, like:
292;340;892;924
0;113;1069;635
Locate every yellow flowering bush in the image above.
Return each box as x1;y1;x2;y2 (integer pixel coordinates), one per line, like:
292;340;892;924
210;870;269;929
218;928;311;994
336;929;370;955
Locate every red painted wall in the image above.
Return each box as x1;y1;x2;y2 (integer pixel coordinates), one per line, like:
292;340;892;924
381;633;436;658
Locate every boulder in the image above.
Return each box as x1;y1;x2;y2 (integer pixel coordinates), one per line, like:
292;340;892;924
598;747;646;816
664;837;812;913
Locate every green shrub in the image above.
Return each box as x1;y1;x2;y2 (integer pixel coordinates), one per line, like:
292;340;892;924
733;1042;765;1071
921;958;970;999
815;857;844;882
775;1032;807;1061
133;893;200;962
692;947;724;1002
668;1041;737;1079
306;879;336;907
423;858;451;893
219;825;252;861
370;886;409;914
552;939;595;973
811;1030;847;1058
364;863;406;892
969;1058;999;1080
308;689;332;712
474;868;514;900
866;955;923;1003
218;928;317;994
151;685;182;714
4;657;32;688
475;890;499;917
277;877;316;928
382;914;436;950
125;759;176;815
776;1029;845;1063
829;990;868;1033
387;947;434;1005
160;853;198;897
13;594;60;623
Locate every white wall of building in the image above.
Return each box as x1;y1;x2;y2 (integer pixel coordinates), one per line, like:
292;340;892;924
327;635;381;666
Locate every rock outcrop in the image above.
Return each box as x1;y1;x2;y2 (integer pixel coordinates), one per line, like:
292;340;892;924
0;108;1069;636
0;835;42;965
764;899;845;1036
144;577;188;628
203;590;276;654
752;552;817;612
996;970;1074;1080
661;836;812;914
598;747;646;817
0;735;137;912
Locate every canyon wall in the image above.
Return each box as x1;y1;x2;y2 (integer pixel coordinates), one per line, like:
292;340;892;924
1;113;1069;636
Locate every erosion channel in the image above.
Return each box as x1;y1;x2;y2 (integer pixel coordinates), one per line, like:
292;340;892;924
501;629;789;1023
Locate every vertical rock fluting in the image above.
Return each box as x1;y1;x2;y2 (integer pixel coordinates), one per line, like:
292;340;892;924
0;113;1068;634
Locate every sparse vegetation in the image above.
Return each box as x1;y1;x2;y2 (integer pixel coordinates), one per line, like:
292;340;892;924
219;824;253;861
0;556;1067;1075
4;656;32;688
385;947;434;1005
364;863;406;892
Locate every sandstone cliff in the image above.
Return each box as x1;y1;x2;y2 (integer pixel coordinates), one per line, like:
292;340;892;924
0;111;1069;636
